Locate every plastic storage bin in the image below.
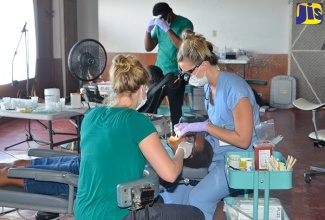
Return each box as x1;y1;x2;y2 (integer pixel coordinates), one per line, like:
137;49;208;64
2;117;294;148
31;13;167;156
224;197;290;220
224;151;292;220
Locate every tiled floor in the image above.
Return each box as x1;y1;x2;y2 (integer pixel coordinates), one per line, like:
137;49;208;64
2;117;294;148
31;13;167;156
1;109;325;219
0;118;77;220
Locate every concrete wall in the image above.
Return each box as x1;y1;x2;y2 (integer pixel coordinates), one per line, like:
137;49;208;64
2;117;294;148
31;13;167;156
97;0;291;54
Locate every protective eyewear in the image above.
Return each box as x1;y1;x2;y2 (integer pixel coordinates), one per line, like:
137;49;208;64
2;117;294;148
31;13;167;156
179;61;203;78
185;133;196;145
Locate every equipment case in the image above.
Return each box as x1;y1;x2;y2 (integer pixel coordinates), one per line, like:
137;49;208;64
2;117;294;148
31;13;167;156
270;75;296;108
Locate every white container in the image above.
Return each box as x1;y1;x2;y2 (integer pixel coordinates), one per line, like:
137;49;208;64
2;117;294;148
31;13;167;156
70;93;81;108
44;88;60;109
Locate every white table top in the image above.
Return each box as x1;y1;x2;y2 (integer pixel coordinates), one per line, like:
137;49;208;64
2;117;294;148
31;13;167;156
218;55;250;64
0;105;89;121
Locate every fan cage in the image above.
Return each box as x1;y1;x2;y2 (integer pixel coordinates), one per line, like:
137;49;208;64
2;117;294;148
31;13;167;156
68;39;107;82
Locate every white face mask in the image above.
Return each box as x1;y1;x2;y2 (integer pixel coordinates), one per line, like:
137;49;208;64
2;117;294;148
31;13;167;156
136;86;148;110
189;71;208;87
136;96;147;110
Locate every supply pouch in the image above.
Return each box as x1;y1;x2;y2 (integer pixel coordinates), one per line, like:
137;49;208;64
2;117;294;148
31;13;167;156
255;119;283;145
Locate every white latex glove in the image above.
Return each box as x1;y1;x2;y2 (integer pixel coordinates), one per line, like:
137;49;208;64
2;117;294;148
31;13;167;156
146;18;156;33
176;142;193;159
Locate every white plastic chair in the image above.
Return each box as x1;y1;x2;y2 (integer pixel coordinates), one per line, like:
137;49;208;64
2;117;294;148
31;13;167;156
293;98;325;183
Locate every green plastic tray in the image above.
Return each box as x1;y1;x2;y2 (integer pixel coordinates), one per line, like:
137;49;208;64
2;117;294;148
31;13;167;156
225;151;292;190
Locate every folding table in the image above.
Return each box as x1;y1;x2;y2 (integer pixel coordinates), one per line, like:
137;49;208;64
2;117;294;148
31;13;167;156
0;105;88;151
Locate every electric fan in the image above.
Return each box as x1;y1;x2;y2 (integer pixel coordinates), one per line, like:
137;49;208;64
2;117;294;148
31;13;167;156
68;39;107;103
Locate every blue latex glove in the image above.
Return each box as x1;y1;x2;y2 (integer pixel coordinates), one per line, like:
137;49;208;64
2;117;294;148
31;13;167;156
174;122;209;137
176;142;193;158
146;18;156;33
154;18;170;32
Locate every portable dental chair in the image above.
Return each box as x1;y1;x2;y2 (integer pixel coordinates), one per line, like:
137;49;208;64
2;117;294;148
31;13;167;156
138;72;174;114
293;98;325;183
0;149;160;219
0;149;207;219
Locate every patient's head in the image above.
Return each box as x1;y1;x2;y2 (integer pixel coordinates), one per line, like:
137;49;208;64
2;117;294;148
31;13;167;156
168;133;213;168
147;65;164;86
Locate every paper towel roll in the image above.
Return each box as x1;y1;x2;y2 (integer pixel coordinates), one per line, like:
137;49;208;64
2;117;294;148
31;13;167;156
70;93;81;108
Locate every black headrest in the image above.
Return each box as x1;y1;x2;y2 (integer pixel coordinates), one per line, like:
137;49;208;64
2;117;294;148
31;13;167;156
147;73;174;100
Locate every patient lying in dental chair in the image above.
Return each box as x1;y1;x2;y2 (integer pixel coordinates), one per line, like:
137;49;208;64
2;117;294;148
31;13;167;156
168;133;213;169
0;156;80;196
0;133;213;196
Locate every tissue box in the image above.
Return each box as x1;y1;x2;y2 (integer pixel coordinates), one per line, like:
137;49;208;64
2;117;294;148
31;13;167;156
234;198;283;220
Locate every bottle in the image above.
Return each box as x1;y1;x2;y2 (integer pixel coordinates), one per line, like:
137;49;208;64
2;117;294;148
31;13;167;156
219;48;225;59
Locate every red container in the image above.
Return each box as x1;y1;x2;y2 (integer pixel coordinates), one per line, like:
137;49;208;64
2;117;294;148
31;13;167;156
253;140;275;170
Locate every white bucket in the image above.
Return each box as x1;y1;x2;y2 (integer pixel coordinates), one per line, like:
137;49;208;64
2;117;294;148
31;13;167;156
44;88;60;109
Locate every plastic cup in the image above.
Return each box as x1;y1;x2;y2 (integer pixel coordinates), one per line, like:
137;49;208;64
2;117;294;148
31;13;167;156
2;97;10;103
31;96;39;104
60;98;66;108
55;102;62;112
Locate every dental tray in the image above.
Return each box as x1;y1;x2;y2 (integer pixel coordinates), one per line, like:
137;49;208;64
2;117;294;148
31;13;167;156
143;113;164;121
225;151;292;190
